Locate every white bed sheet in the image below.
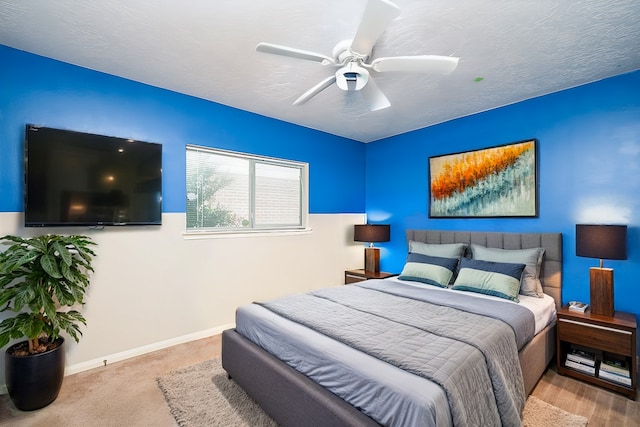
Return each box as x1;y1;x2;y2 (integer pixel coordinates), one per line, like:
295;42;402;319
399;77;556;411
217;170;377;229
385;276;557;335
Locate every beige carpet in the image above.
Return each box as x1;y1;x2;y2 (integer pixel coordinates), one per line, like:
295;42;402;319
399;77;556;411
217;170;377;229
157;359;588;427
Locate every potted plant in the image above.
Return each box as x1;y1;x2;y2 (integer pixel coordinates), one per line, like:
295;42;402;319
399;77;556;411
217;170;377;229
0;234;96;411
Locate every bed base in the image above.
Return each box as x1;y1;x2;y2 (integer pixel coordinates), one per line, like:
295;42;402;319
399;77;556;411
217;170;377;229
520;321;556;395
222;328;379;427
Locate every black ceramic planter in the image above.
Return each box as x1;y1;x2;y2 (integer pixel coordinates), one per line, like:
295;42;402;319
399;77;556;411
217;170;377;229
5;337;65;411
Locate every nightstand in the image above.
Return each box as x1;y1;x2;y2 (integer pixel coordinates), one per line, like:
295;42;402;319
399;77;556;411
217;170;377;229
344;269;395;284
557;305;637;399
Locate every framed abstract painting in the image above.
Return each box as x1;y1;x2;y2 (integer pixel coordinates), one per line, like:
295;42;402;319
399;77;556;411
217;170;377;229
428;139;538;218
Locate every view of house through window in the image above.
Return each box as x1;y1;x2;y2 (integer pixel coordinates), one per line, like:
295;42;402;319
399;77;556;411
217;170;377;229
186;145;307;231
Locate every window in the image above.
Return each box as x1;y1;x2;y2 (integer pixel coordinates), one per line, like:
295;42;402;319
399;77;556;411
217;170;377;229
186;145;308;233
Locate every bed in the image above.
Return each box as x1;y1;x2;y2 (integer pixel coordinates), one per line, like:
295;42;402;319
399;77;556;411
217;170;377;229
222;230;562;426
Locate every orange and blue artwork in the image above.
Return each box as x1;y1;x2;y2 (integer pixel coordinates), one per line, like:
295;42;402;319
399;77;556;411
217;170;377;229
429;140;537;217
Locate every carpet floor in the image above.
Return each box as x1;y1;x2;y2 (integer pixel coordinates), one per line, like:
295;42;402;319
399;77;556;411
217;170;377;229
157;359;588;427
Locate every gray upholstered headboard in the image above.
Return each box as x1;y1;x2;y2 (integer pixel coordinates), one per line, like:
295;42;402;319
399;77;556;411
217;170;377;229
406;230;563;309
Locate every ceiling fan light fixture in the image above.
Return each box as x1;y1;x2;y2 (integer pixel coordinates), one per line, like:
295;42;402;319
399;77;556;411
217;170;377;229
335;63;369;91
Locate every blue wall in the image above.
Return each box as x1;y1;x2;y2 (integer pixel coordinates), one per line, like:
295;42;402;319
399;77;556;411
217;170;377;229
366;71;640;320
0;45;365;215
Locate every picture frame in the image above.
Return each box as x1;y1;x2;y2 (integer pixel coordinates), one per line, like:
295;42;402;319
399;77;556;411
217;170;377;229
428;139;538;218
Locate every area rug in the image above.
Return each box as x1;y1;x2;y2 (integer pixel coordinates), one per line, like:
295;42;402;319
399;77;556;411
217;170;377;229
157;359;588;427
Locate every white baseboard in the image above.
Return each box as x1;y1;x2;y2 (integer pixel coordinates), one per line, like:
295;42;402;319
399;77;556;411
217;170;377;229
0;324;234;395
66;324;234;375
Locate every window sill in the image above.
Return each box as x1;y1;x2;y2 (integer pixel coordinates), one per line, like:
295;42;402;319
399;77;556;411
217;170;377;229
182;228;313;240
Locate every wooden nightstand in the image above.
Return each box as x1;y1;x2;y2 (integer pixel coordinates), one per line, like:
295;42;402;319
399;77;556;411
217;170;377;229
557;305;637;399
344;269;395;284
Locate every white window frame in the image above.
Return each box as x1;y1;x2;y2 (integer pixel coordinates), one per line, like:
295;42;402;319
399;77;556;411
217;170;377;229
184;144;309;237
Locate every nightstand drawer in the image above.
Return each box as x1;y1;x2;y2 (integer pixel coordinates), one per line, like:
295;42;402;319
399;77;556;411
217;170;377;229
344;270;395;285
345;273;366;284
558;318;633;356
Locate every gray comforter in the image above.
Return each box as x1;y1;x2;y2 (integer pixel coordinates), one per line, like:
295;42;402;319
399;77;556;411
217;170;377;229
259;280;534;426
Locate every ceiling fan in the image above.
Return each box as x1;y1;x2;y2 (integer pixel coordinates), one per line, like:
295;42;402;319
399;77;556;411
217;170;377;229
256;0;459;111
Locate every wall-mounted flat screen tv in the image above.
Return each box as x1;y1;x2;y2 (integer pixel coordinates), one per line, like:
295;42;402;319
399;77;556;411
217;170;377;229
25;125;162;227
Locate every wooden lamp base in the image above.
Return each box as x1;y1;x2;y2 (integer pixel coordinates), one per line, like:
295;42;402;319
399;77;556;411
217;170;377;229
589;267;614;317
364;247;380;273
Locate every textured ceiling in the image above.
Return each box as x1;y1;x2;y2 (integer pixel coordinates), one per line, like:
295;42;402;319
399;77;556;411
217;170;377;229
1;0;639;143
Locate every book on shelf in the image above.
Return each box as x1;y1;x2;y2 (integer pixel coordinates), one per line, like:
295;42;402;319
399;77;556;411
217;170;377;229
598;369;632;386
565;358;596;375
568;301;588;312
566;348;596;367
600;356;630;377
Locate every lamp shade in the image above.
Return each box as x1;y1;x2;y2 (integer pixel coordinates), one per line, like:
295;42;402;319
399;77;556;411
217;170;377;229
354;224;390;243
576;224;627;260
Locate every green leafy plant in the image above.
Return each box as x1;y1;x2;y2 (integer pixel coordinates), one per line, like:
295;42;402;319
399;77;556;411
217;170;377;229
0;234;96;355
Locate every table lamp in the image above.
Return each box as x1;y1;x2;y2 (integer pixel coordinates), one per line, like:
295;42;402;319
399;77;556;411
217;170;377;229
575;224;627;316
354;224;390;273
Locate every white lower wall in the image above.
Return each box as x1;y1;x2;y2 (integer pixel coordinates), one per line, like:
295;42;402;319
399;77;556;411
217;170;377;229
0;212;365;392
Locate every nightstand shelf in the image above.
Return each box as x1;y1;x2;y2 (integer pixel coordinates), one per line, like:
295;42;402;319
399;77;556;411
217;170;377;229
557;306;637;400
344;269;395;284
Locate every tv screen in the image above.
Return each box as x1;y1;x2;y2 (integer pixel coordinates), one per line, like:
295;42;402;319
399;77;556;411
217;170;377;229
25;125;162;227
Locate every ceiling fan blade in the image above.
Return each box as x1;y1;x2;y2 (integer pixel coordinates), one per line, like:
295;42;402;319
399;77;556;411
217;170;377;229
293;75;337;105
360;77;390;111
371;55;460;74
256;42;334;64
350;0;401;56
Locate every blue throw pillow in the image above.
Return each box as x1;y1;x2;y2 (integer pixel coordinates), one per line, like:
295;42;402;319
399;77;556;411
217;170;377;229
451;257;526;302
398;253;459;288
